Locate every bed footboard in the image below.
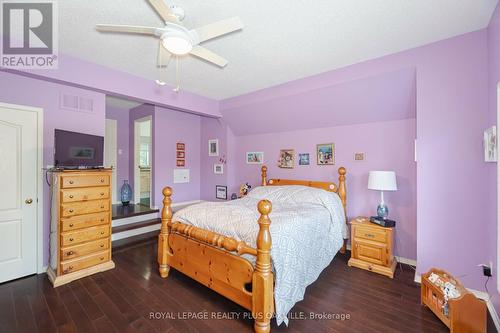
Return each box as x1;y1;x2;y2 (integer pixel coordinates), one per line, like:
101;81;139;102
157;187;274;333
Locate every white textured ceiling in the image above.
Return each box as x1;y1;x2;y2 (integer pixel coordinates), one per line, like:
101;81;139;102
59;0;497;100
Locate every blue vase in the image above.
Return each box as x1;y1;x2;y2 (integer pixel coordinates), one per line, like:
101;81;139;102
121;180;132;206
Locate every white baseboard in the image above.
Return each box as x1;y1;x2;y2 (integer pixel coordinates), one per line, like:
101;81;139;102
112;212;159;228
112;223;161;242
414;273;499;331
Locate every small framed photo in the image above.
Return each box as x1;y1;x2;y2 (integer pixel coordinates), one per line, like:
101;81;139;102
208;139;219;157
216;185;227;200
246;152;264;164
177;151;185;158
214;164;224;174
176;142;185;151
354;152;365;161
317;143;335;165
298;153;310;166
278;149;295;168
176;159;185;167
484;126;497;162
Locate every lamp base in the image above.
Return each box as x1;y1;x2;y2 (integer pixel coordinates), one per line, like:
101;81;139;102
377;204;389;219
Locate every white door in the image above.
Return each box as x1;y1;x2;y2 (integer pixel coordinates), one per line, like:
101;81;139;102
104;119;118;203
0;104;38;282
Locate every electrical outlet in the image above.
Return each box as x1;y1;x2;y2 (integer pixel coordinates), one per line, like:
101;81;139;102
483;265;492;277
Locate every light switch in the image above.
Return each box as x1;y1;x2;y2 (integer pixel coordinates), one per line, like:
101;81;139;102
173;169;190;183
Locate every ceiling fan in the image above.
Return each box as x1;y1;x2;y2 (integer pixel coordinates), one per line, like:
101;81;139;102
96;0;244;90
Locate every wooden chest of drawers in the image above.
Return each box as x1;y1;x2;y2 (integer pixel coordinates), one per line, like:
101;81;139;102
47;170;115;287
348;217;396;278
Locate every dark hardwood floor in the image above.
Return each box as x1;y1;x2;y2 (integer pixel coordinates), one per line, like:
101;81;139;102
0;238;461;332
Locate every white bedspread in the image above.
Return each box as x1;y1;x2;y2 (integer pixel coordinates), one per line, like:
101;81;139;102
173;185;347;325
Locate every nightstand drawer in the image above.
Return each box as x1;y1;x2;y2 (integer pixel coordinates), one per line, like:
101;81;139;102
354;226;387;243
354;239;387;266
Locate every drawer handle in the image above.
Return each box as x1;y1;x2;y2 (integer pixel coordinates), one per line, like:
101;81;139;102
69;180;74;184
100;244;104;248
100;205;104;209
100;257;104;261
69;238;74;242
100;231;105;235
368;265;373;271
365;233;374;238
100;218;104;222
68;265;73;271
69;195;74;199
69;223;74;227
100;179;104;183
69;209;74;213
67;251;74;256
100;192;104;196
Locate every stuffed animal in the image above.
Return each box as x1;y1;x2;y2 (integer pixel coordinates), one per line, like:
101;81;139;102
239;183;252;197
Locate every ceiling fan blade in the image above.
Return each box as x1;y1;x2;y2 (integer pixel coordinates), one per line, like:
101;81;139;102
147;0;179;24
192;17;243;43
157;42;171;68
189;45;228;68
96;24;158;35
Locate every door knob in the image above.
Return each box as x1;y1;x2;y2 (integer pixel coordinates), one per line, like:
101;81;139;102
25;198;33;204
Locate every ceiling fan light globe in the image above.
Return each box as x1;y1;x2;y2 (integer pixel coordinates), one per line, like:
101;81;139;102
162;36;192;55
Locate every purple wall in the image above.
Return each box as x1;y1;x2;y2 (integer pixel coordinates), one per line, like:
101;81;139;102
231;119;416;259
487;2;500;313
0;71;106;266
105;105;130;201
129;104;156;205
154;105;202;205
200;117;229;200
211;29;491;294
2;53;220;117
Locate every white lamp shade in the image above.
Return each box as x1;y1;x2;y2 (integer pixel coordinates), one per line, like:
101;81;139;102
368;171;398;191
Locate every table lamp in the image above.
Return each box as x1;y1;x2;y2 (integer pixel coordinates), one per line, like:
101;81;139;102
368;171;398;219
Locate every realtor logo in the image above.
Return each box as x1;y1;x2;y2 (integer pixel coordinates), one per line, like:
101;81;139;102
1;0;58;69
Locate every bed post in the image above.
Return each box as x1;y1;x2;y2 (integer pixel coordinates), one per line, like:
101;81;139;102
338;167;347;254
253;199;273;333
158;187;172;278
261;166;268;186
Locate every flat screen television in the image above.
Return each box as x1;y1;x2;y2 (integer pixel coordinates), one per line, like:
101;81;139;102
54;129;104;168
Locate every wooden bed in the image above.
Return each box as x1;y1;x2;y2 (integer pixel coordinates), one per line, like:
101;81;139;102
157;165;347;333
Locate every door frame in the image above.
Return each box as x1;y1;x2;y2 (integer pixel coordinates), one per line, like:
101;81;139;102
133;116;153;207
0;102;44;274
105;118;118;204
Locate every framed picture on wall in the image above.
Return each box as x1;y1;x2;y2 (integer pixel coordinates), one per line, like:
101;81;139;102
278;149;295;168
484;126;497;162
177;151;185;158
317;143;335;165
246;152;264;164
298;153;310;165
176;142;185;151
216;185;227;200
214;164;224;174
176;159;185;167
208;139;219;156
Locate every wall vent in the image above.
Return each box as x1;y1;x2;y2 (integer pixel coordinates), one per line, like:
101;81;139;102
60;93;94;113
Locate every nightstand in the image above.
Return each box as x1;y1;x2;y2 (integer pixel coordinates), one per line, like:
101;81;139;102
348;216;396;278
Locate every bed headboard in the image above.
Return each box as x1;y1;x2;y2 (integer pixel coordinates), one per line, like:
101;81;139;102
260;165;348;245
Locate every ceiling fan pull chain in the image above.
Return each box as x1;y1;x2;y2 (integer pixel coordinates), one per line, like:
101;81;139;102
174;56;181;93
